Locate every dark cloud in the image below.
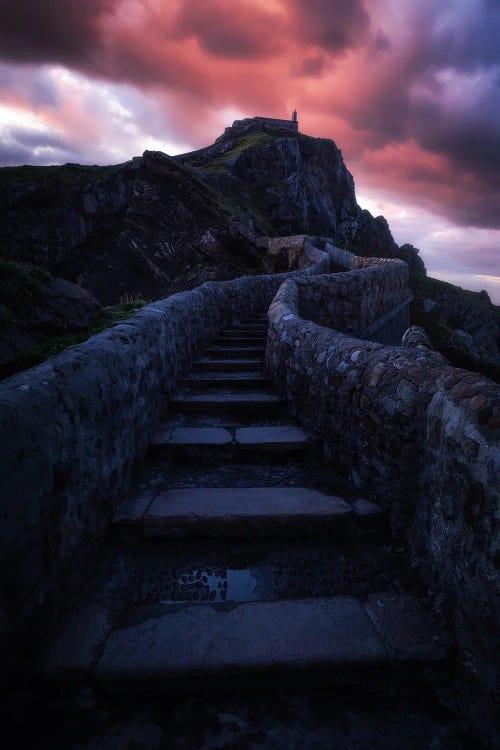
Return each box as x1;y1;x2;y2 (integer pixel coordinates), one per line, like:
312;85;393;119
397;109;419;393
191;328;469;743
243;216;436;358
296;55;328;77
367;28;391;60
291;0;371;53
373;29;391;53
0;121;80;167
172;0;283;59
332;0;500;228
0;142;34;165
9;127;72;151
428;2;500;72
31;76;59;107
0;133;76;166
0;0;113;65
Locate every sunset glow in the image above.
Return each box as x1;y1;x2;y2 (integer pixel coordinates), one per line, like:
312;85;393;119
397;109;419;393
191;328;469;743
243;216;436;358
0;0;498;298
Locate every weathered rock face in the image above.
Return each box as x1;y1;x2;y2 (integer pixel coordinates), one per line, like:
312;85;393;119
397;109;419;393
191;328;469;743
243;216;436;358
177;120;360;242
0;154;244;305
397;243;427;281
411;277;500;382
0;124;360;306
352;211;426;282
0;261;103;378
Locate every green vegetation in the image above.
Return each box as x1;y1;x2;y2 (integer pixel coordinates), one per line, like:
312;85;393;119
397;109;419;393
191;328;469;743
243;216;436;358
1;296;147;380
202;132;275;172
0;304;14;329
0;259;50;327
0;162;115;189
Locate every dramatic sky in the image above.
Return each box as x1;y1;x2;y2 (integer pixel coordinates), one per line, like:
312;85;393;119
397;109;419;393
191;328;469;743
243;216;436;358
0;0;498;300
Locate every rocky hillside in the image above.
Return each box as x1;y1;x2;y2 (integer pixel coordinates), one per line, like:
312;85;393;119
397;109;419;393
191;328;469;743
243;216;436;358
0;117;498;380
0;119;420;304
0;154;254;306
410;277;500;382
176;122;359;241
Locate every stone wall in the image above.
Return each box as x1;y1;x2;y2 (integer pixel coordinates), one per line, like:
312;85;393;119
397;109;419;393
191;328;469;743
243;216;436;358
411;373;499;732
259;235;307;271
266;276;447;505
324;243;355;269
0;245;330;673
266;271;500;741
297;262;411;344
355;298;411;346
231;117;299;132
262;235;306;255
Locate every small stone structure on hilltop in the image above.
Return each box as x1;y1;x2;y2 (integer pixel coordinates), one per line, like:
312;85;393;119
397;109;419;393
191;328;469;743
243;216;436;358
222;110;299;137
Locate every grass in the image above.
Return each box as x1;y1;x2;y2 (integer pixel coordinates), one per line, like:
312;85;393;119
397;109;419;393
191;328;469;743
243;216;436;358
0;163;114;189
1;298;147;380
201;133;275;172
0;259;51;327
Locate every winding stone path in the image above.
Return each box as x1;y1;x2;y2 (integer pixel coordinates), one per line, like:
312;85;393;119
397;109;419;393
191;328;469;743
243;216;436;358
47;309;447;695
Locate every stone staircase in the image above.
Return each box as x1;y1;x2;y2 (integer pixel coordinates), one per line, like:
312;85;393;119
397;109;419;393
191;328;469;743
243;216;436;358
46;310;447;699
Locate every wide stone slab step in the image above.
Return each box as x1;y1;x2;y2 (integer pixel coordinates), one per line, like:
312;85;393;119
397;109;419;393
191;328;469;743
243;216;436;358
182;373;270;391
150;425;316;461
192;358;264;372
223;326;268;335
232;315;267;321
229;319;267;325
171;392;284;414
214;337;266;346
95;595;446;689
204;346;265;359
142;487;354;538
235;425;311;448
219;332;267;341
114;486;385;533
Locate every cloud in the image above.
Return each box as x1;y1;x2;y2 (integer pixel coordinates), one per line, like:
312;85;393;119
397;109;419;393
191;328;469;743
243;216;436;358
295;55;329;77
171;0;284;59
0;0;498;269
290;0;371;53
357;188;500;302
0;0;113;65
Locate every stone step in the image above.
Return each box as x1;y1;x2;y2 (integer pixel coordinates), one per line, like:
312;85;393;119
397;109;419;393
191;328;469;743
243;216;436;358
214;337;266;346
217;331;267;340
170;392;284;415
138;487;354;538
95;595;447;690
204;346;266;359
232;315;267;321
224;325;268;334
181;373;270;391
150;425;317;461
235;425;312;450
220;331;267;340
192;358;264;372
114;485;386;534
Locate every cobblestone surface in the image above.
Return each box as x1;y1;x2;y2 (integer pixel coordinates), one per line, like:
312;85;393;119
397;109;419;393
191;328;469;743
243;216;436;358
129;459;359;496
8;684;484;750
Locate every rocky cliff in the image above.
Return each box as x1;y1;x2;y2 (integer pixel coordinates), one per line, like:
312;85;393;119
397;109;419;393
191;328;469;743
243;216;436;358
0;117;498;379
0;153;253;305
177;120;359;242
0;119;425;305
0;260;102;379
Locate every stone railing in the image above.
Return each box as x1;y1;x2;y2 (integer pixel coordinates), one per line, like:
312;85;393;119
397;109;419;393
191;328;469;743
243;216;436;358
0;241;331;672
266;262;499;734
297;261;410;345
